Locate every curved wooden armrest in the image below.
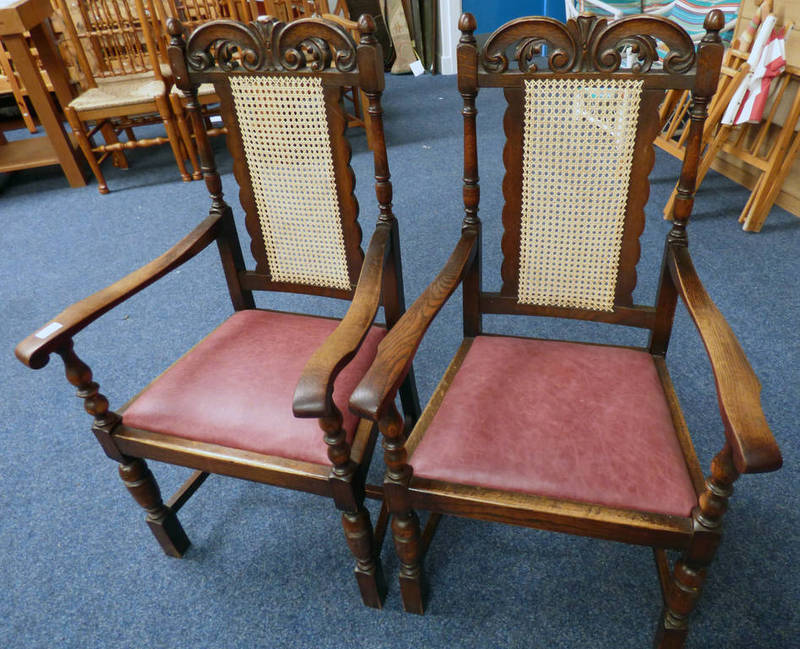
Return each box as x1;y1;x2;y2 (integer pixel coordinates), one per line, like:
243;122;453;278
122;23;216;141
292;223;391;418
350;229;478;421
15;214;222;370
668;245;782;474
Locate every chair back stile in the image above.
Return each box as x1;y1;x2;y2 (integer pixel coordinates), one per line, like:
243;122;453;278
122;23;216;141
167;15;397;309
455;14;723;343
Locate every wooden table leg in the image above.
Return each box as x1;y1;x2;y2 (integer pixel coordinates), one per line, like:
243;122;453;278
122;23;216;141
29;21;75;108
2;30;85;187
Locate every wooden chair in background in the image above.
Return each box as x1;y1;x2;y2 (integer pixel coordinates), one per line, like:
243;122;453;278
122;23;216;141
55;0;191;193
16;14;419;609
159;0;233;179
348;11;782;648
321;9;373;148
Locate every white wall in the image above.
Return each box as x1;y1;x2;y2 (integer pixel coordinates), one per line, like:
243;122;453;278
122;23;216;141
438;0;461;74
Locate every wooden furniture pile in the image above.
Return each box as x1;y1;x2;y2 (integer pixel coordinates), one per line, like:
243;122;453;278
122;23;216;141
0;0;374;192
15;11;783;649
657;0;800;231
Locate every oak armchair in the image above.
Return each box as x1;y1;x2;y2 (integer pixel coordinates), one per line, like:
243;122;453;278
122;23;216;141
15;14;418;609
348;10;782;647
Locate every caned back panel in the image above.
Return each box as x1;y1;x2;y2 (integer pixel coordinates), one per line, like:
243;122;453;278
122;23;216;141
517;77;643;312
469;14;704;315
229;74;352;291
175;17;374;296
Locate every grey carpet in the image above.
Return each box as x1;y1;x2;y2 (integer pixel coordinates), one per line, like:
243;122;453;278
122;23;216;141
1;74;798;648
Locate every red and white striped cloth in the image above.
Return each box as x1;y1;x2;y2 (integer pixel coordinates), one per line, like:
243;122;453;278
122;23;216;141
723;15;788;126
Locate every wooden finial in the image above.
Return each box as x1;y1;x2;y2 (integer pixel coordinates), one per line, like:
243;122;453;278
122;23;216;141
703;9;725;41
167;17;184;40
359;13;376;36
459;12;477;41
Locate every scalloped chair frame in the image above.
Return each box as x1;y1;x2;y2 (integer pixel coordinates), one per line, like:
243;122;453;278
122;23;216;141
15;14;419;609
347;11;781;647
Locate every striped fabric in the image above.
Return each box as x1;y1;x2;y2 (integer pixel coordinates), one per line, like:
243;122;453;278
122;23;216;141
575;1;678;19
577;1;642;17
739;0;772;52
642;0;674;12
667;0;738;41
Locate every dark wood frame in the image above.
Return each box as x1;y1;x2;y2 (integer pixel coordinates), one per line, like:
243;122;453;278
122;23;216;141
15;14;420;610
347;10;782;647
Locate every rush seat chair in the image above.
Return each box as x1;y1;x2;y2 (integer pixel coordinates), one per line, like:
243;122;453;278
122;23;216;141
55;0;193;193
348;10;782;647
15;14;418;609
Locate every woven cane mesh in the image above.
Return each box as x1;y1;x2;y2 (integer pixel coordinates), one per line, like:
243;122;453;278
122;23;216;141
229;75;351;290
518;78;643;312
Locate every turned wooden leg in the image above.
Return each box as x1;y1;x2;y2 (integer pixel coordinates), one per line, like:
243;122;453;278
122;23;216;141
118;458;190;558
654;444;738;649
392;509;424;614
99;121;128;169
66;107;109;194
342;506;386;608
155;94;192;182
655;558;708;649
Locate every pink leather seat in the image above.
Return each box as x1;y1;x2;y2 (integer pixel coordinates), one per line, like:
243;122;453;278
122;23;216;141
123;309;385;465
411;335;698;517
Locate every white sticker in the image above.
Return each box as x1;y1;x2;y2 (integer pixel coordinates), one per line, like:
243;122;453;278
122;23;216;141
35;322;63;339
209;115;223;125
409;59;425;77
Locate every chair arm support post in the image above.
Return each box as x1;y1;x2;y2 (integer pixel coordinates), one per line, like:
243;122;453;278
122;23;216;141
319;404;362;512
667;245;782;474
380;403;410;488
55;340;125;462
695;442;738;531
349;230;478;422
292;222;392;419
663;443;737;636
15;213;223;370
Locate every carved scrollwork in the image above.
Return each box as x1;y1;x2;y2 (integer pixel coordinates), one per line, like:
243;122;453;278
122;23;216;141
593;16;695;74
275;18;357;72
183;16;358;74
482;17;575;73
479;14;696;74
185;20;266;72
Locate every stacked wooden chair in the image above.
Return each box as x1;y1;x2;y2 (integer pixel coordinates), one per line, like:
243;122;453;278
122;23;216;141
15;14;419;609
159;0;233;180
347;10;782;649
55;0;193;193
656;1;766;159
658;0;799;230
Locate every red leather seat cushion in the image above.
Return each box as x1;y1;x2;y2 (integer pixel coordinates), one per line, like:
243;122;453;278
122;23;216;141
123;310;385;465
411;336;697;517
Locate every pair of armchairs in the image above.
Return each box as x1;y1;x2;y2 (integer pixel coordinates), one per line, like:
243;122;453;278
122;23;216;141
16;11;781;649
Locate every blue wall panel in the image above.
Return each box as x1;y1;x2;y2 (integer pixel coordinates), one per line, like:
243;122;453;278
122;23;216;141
461;0;567;32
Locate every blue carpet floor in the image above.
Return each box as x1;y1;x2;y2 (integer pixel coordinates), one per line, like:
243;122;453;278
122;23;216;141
1;74;798;648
